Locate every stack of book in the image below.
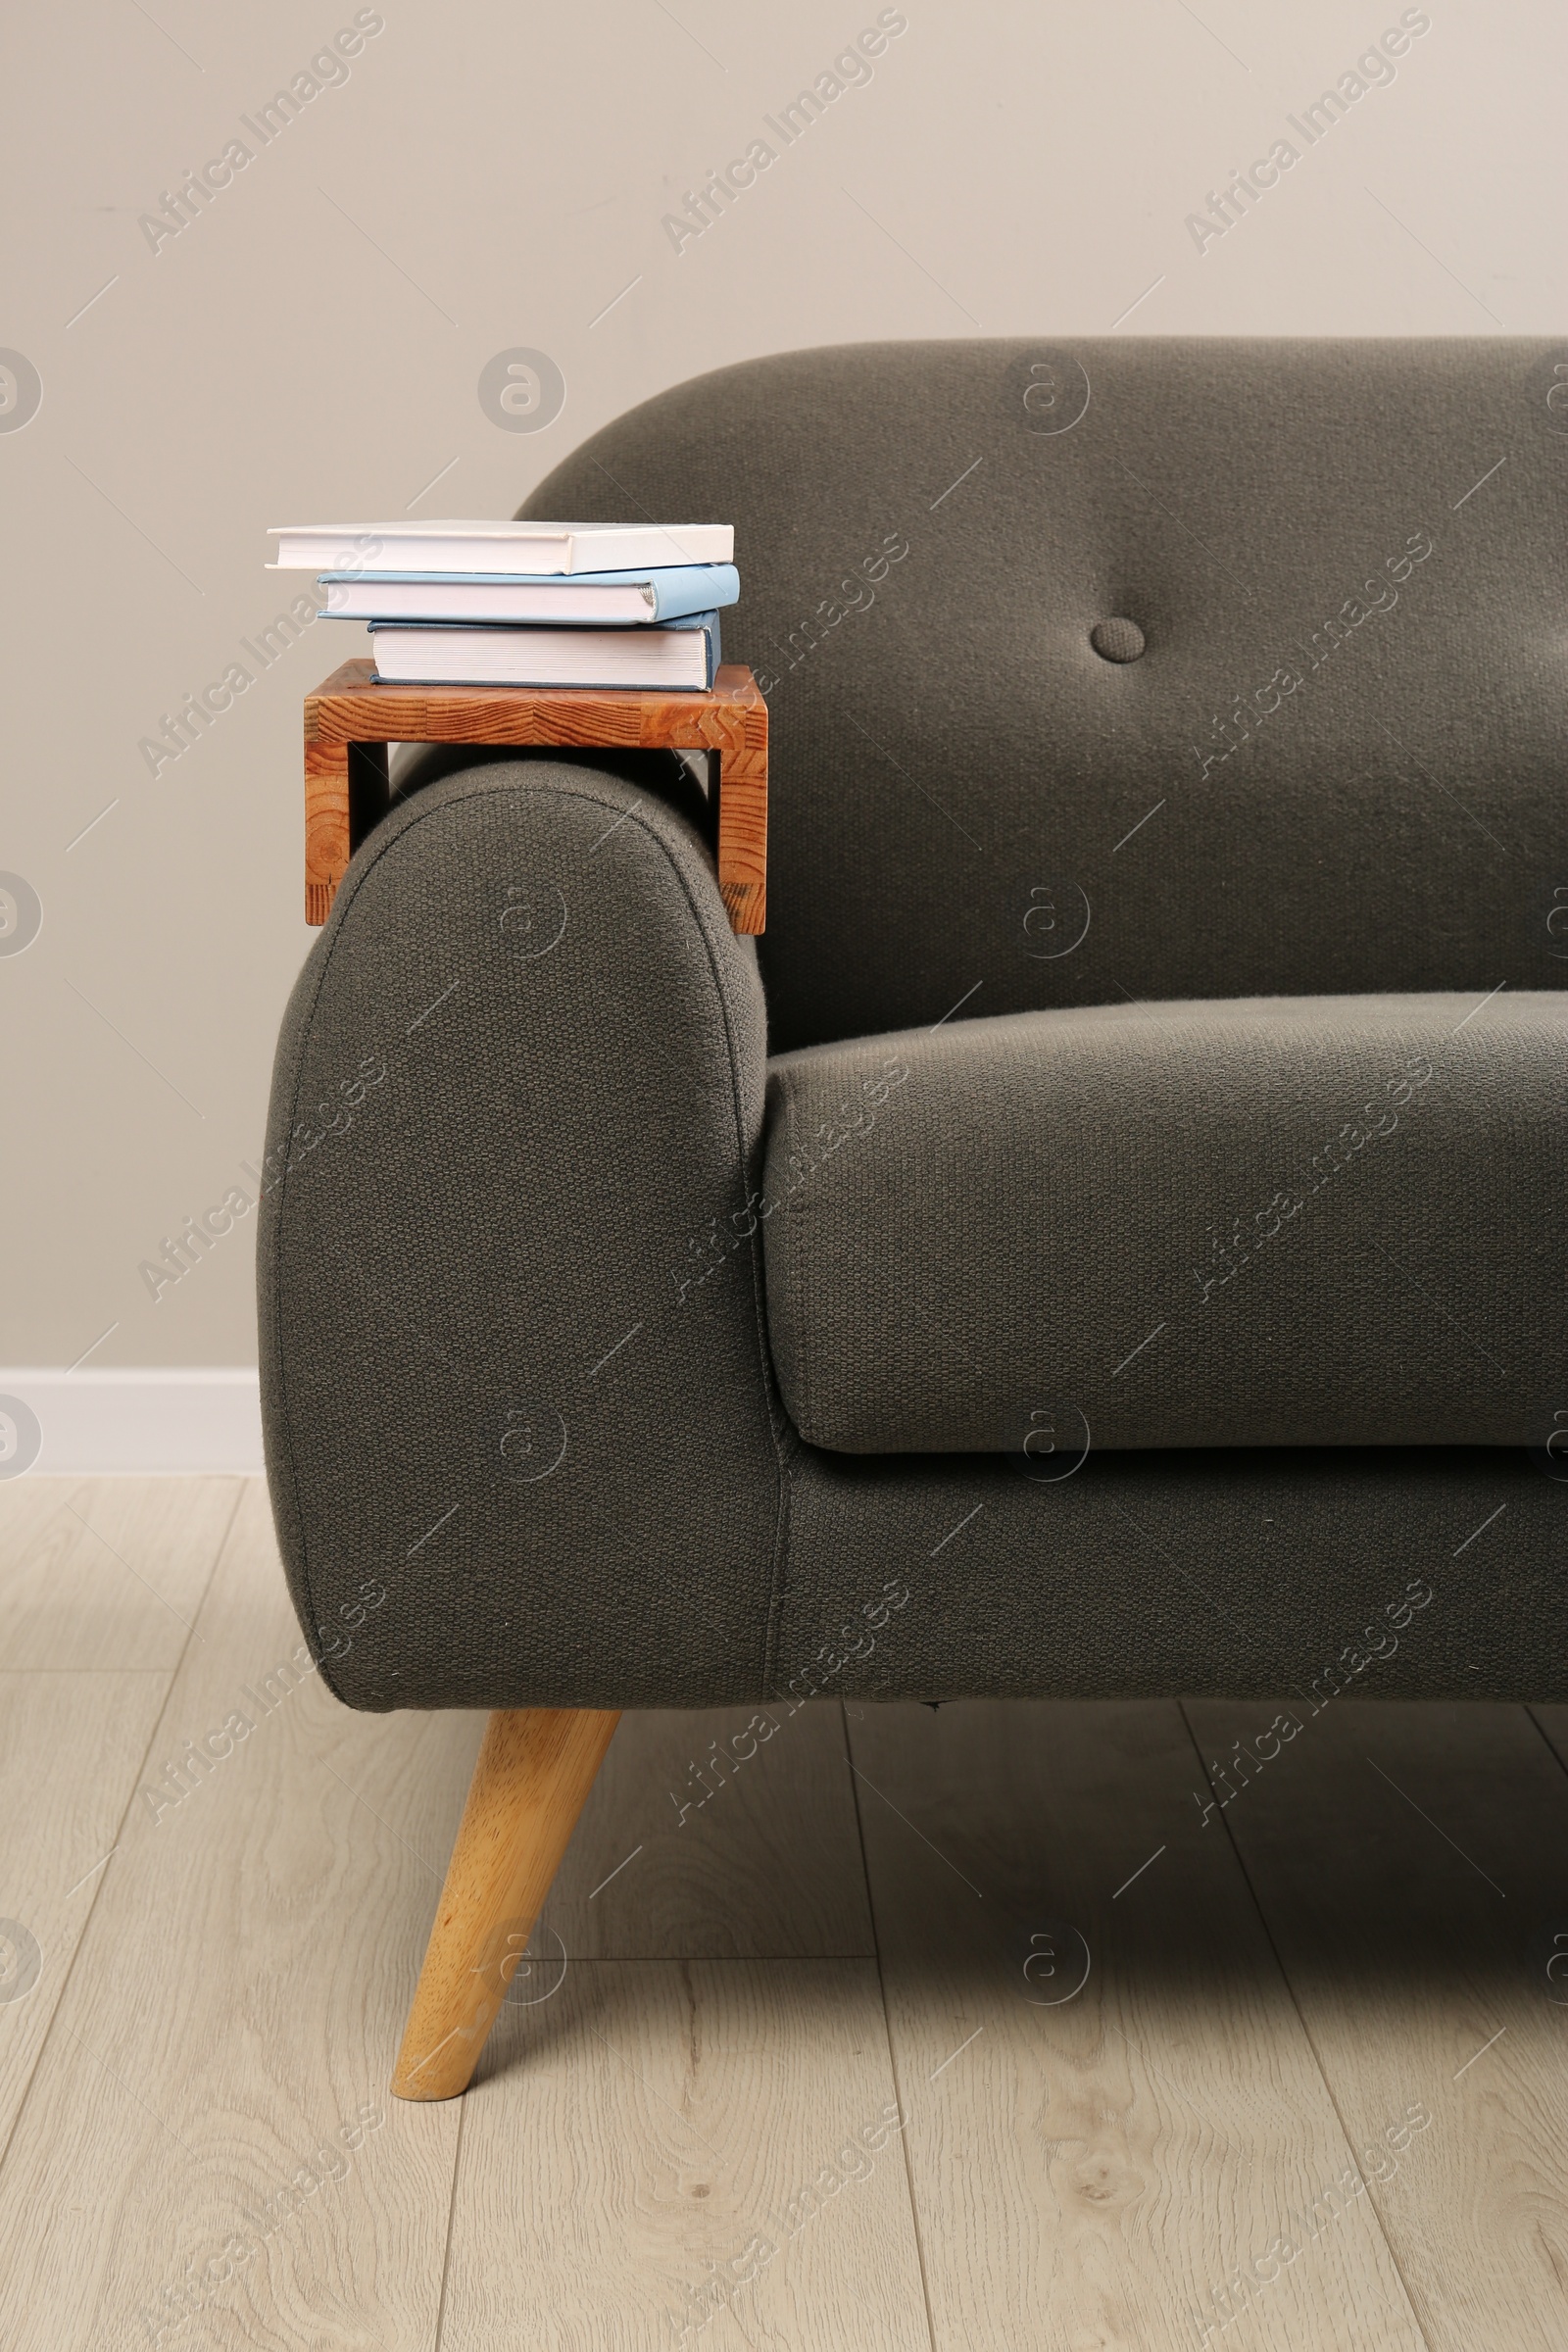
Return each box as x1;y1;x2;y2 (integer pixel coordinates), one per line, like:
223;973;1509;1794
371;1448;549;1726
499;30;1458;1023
267;519;738;689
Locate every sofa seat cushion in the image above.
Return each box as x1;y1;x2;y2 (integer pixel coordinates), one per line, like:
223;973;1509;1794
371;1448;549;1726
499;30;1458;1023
760;993;1566;1453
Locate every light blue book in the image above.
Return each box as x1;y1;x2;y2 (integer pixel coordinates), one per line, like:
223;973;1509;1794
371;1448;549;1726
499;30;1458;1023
319;564;739;626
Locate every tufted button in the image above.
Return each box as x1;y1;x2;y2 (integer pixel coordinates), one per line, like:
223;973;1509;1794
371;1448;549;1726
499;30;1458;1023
1090;617;1146;662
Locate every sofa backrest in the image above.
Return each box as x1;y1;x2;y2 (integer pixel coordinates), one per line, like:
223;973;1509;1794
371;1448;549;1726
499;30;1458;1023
524;338;1568;1053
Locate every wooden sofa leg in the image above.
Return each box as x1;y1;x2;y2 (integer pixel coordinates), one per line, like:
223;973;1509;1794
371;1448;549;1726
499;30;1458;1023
391;1706;620;2101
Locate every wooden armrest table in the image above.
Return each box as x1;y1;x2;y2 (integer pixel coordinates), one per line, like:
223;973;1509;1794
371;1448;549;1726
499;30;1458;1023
303;659;767;935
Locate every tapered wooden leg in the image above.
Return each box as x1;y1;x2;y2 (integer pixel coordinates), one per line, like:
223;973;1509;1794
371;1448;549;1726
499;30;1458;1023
391;1706;619;2101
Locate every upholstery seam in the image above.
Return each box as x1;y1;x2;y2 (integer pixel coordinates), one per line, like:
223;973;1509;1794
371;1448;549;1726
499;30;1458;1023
762;1074;810;1698
788;1072;813;1442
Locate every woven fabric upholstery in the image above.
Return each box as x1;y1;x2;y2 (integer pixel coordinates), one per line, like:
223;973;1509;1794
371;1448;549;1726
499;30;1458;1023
522;337;1568;1054
1090;616;1146;663
257;760;1568;1709
761;993;1567;1453
775;1446;1568;1705
258;756;792;1712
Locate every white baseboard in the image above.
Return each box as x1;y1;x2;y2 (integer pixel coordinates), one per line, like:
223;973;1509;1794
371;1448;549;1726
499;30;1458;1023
0;1369;264;1476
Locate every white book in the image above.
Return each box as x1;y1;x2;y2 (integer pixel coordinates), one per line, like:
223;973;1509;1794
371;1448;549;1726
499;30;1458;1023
269;519;733;576
368;616;721;690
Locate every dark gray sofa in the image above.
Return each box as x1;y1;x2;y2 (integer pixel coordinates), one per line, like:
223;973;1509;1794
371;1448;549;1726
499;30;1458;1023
259;339;1567;2093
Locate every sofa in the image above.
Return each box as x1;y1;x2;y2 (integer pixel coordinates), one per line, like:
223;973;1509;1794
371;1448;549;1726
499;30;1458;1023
259;337;1567;2096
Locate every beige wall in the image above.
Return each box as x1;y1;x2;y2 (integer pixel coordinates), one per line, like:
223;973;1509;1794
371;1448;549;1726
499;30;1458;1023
2;0;1560;1369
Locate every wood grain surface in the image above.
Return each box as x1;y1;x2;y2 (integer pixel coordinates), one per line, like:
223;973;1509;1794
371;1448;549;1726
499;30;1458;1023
0;1484;470;2350
0;1476;239;1669
303;659;767;932
0;1669;173;2147
392;1706;621;2101
533;1700;876;1959
442;1959;931;2352
1191;1695;1568;2351
847;1697;1429;2352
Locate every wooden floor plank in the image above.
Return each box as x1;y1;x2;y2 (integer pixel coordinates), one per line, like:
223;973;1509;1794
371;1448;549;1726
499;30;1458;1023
848;1698;1428;2352
1524;1700;1568;1817
0;1475;239;1669
0;1670;172;2151
535;1700;875;1957
0;1473;84;1564
441;1957;932;2352
1190;1695;1568;2351
0;1481;474;2352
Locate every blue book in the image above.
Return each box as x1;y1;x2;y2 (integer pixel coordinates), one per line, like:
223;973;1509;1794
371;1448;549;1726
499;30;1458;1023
319;564;738;626
368;612;723;690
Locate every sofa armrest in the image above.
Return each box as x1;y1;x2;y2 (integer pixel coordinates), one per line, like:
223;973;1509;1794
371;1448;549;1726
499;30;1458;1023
258;753;792;1711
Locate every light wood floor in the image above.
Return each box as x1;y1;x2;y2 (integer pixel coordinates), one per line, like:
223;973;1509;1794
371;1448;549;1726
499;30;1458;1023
2;1478;1566;2349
